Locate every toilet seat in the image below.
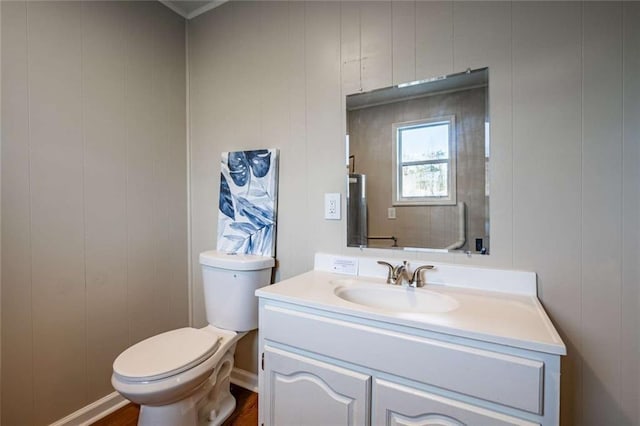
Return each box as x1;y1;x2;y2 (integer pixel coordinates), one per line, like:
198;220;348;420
113;327;221;383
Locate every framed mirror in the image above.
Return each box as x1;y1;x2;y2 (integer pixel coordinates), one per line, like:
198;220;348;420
346;68;489;254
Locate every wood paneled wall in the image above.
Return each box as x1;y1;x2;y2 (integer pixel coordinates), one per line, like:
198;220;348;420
1;2;187;424
188;2;639;425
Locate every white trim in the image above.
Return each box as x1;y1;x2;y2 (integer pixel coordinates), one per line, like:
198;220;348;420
185;9;193;328
48;392;128;426
185;1;228;20
0;0;3;419
48;369;257;426
158;0;187;18
230;367;259;393
158;1;228;20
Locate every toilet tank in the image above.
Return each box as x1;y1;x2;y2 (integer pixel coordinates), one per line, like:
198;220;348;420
199;250;274;332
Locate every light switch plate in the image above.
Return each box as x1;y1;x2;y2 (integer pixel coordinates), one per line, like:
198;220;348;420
324;193;341;220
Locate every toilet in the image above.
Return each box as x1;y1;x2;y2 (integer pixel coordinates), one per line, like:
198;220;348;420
111;250;274;426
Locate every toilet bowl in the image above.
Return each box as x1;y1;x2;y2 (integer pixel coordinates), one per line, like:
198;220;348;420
112;251;274;426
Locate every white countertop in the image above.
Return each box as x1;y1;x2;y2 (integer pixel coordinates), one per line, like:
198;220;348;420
256;269;566;356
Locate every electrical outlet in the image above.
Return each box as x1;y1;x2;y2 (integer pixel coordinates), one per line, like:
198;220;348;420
387;207;396;219
324;193;341;220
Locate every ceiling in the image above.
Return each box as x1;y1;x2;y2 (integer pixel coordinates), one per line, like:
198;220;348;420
347;68;489;111
160;1;227;19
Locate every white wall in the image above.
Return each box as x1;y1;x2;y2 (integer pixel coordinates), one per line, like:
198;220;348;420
188;2;639;425
1;2;188;424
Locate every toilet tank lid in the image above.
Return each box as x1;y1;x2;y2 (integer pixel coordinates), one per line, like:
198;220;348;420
199;250;275;271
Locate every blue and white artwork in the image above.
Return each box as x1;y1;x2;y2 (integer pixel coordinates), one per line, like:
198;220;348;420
217;148;279;257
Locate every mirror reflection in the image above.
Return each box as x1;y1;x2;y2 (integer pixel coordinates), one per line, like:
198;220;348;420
346;68;490;254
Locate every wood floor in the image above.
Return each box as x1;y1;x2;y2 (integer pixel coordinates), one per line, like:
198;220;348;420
92;385;258;426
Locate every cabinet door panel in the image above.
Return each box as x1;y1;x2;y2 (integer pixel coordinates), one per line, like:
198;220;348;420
264;346;371;426
373;379;539;426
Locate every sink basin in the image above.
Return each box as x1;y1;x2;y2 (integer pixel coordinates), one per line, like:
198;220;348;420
334;284;459;314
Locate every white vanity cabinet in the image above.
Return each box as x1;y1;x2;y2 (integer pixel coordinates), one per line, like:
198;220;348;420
258;300;562;426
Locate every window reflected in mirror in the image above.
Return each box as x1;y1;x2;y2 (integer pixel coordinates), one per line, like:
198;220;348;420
393;116;457;205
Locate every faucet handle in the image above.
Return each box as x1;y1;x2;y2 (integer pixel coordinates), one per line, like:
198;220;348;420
412;265;434;287
377;261;394;284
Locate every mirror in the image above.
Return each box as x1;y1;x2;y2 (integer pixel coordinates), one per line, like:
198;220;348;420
346;68;489;254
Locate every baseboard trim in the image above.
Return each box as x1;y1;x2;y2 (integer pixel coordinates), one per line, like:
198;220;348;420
230;367;259;393
49;369;257;425
49;391;128;426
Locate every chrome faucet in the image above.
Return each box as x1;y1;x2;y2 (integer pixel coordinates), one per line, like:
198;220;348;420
377;261;434;287
393;261;411;286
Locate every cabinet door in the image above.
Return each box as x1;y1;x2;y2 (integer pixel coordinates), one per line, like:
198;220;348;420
373;379;539;426
264;345;371;426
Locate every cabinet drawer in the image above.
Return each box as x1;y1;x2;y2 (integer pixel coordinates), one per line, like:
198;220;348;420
262;304;544;414
373;378;539;426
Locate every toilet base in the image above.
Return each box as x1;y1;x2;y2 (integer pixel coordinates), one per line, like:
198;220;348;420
137;349;236;426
